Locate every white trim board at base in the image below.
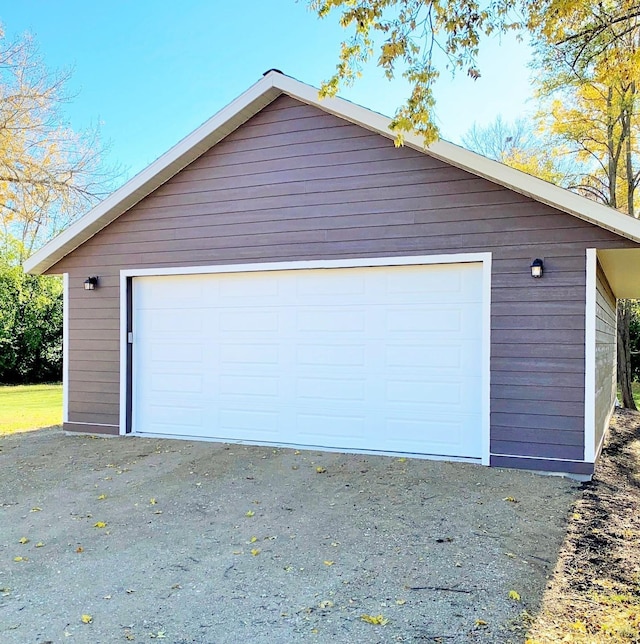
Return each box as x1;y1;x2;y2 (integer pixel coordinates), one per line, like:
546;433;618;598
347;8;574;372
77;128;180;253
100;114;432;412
119;254;492;465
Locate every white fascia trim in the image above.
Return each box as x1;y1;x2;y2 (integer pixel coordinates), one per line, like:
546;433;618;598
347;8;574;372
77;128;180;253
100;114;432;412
584;248;597;463
24;74;282;276
24;71;640;277
119;272;128;436
62;273;69;423
275;73;640;243
121;252;493;466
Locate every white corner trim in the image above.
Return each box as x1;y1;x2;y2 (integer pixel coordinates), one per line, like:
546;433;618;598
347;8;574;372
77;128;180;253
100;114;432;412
119;252;493;466
584;248;597;463
62;273;69;424
119;273;128;436
481;254;492;466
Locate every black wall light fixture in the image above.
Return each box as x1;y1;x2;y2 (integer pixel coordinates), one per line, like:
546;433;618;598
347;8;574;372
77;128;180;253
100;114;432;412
530;259;544;278
84;276;99;290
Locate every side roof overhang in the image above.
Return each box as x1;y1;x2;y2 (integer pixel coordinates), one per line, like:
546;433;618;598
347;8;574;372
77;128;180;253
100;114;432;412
24;70;640;298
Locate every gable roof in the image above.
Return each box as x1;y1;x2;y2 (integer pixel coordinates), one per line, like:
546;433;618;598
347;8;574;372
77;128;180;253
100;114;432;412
24;70;640;279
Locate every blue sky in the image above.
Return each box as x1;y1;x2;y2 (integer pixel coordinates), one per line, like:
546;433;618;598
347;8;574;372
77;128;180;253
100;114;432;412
4;2;535;180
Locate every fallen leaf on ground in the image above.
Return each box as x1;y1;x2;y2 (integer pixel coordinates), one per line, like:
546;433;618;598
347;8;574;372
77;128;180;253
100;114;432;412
316;466;327;473
319;600;334;609
509;590;521;601
323;560;335;566
97;494;107;500
250;536;258;543
13;556;26;562
475;619;488;627
251;548;261;556
81;614;93;624
361;614;389;625
150;498;157;505
18;537;29;544
93;521;107;528
76;546;84;553
503;496;518;503
395;599;406;605
30;507;42;512
35;542;44;548
245;510;255;517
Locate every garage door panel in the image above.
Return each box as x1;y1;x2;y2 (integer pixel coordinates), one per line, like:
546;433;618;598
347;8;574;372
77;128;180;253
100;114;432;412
132;262;485;459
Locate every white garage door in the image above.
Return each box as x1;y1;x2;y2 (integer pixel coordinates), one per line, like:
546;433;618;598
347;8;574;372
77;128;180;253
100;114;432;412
131;262;485;459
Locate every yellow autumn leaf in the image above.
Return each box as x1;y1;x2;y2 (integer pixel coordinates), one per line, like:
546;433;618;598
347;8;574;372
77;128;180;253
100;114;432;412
503;496;518;503
97;494;107;500
250;536;258;543
94;521;107;528
150;498;157;505
18;537;29;544
508;590;521;601
395;599;406;605
30;507;42;512
13;556;26;562
245;510;255;517
323;560;335;566
251;548;261;556
571;620;587;632
319;600;334;609
361;614;389;625
316;466;327;473
81;614;92;624
475;619;488;626
35;542;44;548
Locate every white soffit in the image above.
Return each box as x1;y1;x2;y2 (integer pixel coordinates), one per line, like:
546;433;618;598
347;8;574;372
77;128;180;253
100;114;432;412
597;249;640;299
24;70;640;275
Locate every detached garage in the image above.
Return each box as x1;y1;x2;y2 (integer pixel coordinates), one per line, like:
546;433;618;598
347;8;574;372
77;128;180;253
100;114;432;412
24;71;640;477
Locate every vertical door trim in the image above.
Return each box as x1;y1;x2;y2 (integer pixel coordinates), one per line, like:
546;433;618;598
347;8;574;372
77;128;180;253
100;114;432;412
118;273;133;435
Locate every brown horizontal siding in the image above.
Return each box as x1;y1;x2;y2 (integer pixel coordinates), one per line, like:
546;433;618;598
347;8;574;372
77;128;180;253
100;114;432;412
490;455;594;475
492;426;582;444
48;94;639;465
493;384;584;403
491;441;583;460
593;263;617;456
68;411;119;425
64;422;118;435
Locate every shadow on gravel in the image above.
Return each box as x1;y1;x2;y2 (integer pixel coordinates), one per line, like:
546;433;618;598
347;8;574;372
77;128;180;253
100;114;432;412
527;409;640;642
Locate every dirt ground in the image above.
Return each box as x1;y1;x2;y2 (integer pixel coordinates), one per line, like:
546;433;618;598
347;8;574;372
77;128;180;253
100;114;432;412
527;409;640;643
0;429;579;644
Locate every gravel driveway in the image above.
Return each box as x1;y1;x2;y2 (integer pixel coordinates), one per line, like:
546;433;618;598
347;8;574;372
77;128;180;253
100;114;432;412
0;428;578;643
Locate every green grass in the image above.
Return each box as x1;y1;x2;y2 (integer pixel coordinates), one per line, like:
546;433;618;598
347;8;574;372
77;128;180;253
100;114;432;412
0;383;62;435
618;382;640;409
